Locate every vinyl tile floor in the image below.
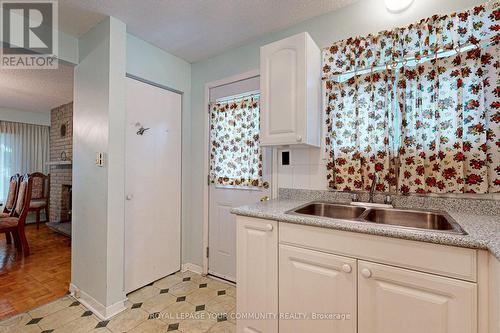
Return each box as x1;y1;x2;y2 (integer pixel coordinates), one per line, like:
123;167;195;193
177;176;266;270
0;271;236;333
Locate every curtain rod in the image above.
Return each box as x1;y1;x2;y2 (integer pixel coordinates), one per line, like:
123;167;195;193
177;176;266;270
323;40;494;81
215;90;260;103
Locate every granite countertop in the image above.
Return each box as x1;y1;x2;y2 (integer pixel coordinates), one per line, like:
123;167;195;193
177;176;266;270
231;198;500;261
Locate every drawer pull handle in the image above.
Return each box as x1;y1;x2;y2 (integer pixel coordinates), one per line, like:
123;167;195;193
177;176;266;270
361;268;372;278
342;264;352;273
246;224;273;232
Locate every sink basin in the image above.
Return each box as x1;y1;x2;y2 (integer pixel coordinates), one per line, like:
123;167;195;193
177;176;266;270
289;202;366;220
361;208;466;234
286;201;466;235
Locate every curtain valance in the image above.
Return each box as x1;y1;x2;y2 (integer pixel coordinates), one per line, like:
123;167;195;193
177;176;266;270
322;1;499;79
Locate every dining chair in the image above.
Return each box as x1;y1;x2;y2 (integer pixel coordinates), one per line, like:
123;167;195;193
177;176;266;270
0;174;33;256
1;174;20;244
28;172;50;229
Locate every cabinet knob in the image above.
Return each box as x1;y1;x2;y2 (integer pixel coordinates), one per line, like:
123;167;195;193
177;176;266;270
342;264;352;273
361;268;372;278
296;135;302;142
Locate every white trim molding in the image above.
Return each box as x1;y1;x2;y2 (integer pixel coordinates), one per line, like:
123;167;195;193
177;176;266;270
181;263;203;275
69;283;126;320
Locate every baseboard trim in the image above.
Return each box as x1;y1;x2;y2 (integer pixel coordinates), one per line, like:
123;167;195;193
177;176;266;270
181;263;203;275
69;283;126;320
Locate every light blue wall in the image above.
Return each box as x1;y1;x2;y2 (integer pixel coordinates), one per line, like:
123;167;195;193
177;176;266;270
72;16;127;310
126;34;193;264
187;0;485;266
72;19;191;313
58;30;79;65
0;108;50;126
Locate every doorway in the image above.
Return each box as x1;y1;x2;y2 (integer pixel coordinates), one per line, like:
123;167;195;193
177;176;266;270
0;63;74;319
124;76;182;293
205;72;272;282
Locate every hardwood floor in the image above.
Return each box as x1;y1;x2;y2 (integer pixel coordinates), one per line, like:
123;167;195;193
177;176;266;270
0;224;71;320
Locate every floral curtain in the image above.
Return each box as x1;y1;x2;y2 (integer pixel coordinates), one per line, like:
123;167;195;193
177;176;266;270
209;95;263;187
397;44;500;194
323;1;500;194
322;2;499;79
325;69;398;192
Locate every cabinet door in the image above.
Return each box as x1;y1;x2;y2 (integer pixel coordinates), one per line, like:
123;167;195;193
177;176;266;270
236;217;278;333
260;33;306;146
358;260;477;333
279;244;357;333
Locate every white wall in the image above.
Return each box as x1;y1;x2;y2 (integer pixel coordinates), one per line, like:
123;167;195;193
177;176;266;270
276;147;327;190
72;16;127;317
188;0;485;267
126;34;192;265
0;107;50;126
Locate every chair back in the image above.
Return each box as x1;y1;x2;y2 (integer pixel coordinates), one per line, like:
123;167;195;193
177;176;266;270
30;172;49;200
3;174;20;215
12;174;33;226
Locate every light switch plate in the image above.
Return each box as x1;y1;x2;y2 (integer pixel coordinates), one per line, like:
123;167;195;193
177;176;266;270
96;152;105;167
281;150;290;166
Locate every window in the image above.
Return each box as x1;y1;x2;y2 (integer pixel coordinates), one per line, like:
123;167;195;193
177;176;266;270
209;94;263;188
322;2;499;194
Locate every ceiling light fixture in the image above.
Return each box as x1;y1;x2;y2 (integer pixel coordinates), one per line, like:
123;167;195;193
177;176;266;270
384;0;414;13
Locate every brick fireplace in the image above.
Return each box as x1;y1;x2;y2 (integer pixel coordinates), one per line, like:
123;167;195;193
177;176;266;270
49;102;73;223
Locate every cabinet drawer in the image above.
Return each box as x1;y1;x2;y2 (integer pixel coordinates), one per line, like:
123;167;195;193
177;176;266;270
279;223;477;282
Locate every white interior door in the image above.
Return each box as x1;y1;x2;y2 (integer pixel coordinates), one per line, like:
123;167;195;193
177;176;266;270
125;77;182;293
209;150;271;282
208;76;271;282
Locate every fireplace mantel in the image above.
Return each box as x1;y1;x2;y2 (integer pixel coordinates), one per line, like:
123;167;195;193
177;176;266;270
46;161;72;166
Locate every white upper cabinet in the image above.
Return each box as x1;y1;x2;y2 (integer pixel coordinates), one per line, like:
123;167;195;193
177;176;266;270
260;32;321;147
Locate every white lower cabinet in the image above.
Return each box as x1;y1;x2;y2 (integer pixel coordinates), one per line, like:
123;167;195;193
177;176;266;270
279;244;357;333
236;217;482;333
358;260;477;333
236;217;278;333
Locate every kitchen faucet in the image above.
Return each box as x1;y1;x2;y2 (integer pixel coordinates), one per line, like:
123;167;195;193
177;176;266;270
369;173;379;203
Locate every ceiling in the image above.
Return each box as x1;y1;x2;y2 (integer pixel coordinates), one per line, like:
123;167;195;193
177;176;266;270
0;63;74;114
0;1;356;115
58;0;357;62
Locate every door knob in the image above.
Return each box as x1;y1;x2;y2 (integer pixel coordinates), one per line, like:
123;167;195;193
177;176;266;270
342;264;352;273
126;194;133;200
361;268;372;278
260;196;270;202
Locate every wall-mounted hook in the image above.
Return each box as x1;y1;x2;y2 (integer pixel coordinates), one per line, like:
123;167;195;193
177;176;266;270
137;126;150;135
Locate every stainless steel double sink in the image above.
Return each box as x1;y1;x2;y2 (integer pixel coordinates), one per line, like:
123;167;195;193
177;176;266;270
286;201;466;235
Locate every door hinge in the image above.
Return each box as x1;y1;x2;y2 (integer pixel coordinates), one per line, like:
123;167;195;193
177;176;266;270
206;247;209;258
207;175;211;186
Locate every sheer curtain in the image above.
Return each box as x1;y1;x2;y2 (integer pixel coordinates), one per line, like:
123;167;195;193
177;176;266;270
0;121;49;203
